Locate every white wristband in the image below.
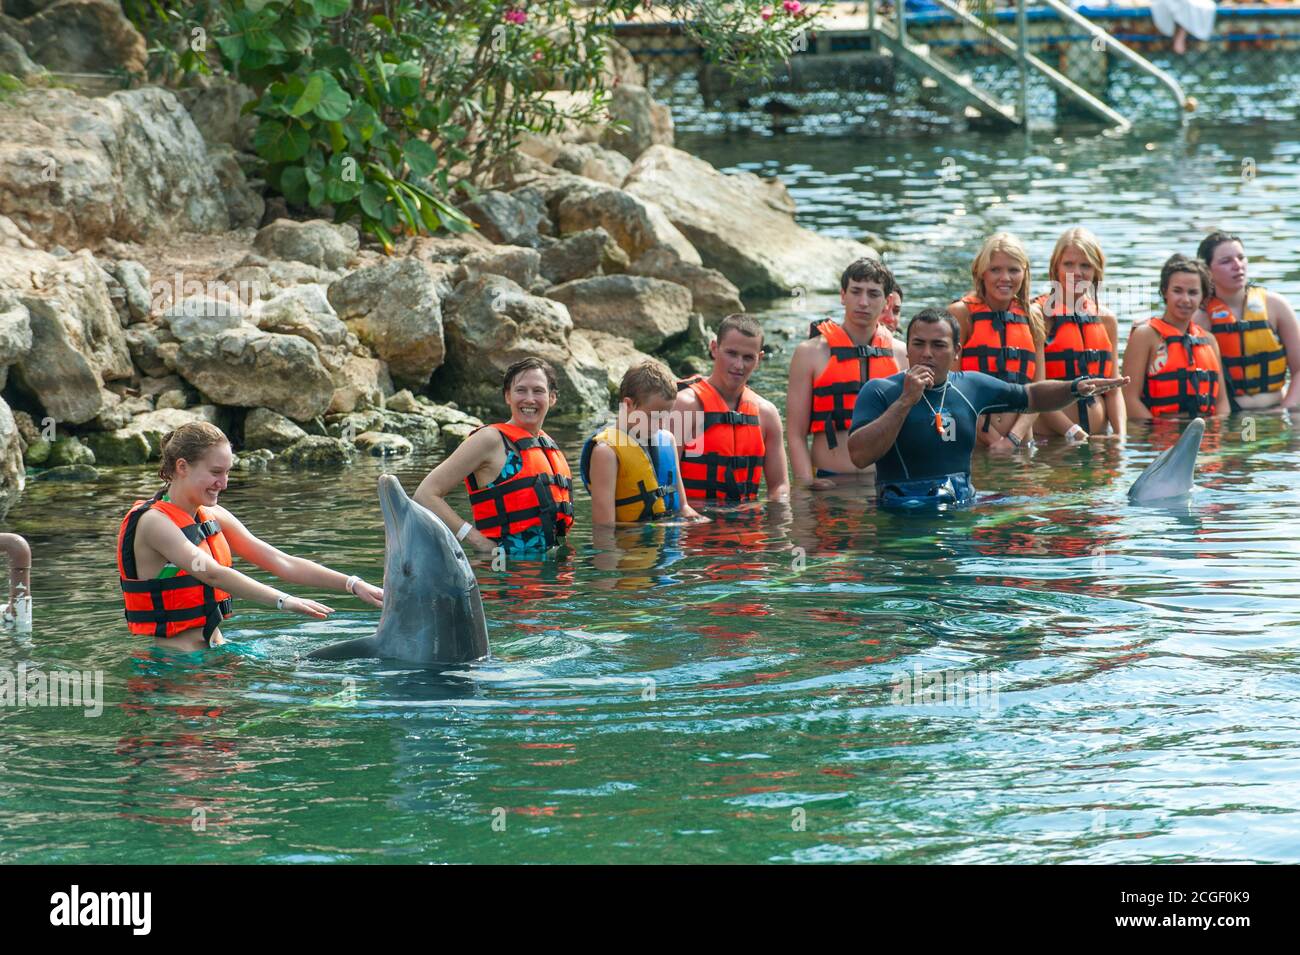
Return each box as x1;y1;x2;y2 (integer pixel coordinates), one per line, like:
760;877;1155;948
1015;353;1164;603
1066;424;1086;441
276;593;288;611
456;521;473;542
345;574;361;594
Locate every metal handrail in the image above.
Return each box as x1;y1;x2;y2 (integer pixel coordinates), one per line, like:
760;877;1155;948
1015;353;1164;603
1035;0;1190;117
925;0;1131;129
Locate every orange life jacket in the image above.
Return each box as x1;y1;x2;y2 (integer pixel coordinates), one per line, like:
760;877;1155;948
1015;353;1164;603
466;423;574;548
958;292;1038;385
1141;317;1222;417
677;376;765;502
807;319;900;449
1035;292;1116;433
1204;286;1287;398
117;490;233;641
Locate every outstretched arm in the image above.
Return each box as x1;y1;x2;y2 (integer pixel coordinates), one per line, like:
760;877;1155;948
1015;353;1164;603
213;506;383;608
1026;376;1129;413
413;427;498;553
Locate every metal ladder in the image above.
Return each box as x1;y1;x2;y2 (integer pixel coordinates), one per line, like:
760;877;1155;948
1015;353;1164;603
866;0;1188;130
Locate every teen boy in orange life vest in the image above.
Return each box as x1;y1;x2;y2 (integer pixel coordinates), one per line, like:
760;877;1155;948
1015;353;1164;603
787;258;908;489
415;357;574;556
1122;254;1231;421
116;422;384;653
673;313;790;505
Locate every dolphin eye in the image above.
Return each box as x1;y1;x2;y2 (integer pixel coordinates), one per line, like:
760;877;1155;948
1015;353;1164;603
402;561;413;576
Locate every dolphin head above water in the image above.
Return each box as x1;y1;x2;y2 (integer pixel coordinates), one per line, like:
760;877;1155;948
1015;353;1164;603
1128;417;1205;504
309;474;489;665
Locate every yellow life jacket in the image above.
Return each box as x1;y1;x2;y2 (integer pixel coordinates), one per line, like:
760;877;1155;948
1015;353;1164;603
1206;285;1287;397
578;426;668;523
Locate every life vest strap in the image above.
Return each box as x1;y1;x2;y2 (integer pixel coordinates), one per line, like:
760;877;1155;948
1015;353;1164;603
827;344;892;361
701;409;760;428
467;471;571;506
1221;349;1286;368
120;575;206;594
811;380;864;398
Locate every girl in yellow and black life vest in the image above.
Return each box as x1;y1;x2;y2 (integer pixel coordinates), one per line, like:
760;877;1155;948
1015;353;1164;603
947;232;1049;451
414;357;574;557
1123;254;1231;421
786;257;908;489
1032;227;1126;440
116;422;383;653
580;360;705;526
1196;230;1300;411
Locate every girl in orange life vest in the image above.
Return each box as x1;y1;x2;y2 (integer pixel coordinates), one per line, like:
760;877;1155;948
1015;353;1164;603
116;422;384;653
787;258;908;489
1032;227;1126;440
414;357;574;556
1196;230;1300;411
947;232;1049;452
672;313;790;505
1122;254;1231;420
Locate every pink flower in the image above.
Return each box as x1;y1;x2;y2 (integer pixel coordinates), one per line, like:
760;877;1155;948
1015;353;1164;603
503;8;526;25
761;5;773;19
532;50;543;60
783;0;802;13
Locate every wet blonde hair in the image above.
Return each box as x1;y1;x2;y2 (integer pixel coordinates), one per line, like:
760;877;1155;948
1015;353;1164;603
970;232;1043;344
158;422;230;483
1047;227;1106;297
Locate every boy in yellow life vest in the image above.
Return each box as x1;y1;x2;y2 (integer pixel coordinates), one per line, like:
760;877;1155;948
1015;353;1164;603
581;361;706;525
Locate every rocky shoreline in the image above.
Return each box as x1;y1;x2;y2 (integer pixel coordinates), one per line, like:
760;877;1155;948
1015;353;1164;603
0;5;884;522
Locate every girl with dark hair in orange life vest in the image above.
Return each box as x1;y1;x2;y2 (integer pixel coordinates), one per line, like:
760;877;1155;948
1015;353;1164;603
672;313;790;505
787;258;908;489
1196;231;1300;411
947;232;1049;452
414;357;575;556
1122;255;1231;420
116;422;384;653
1032;227;1126;440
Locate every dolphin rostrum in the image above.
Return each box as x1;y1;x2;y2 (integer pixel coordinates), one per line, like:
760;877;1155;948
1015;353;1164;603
1128;417;1205;504
309;474;489;664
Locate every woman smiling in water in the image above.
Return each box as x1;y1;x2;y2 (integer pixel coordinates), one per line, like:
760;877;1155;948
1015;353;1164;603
117;422;383;652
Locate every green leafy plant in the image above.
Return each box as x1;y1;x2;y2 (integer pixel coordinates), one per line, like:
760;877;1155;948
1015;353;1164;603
133;1;821;251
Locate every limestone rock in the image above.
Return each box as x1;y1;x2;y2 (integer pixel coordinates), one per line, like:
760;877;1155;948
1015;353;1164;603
552;142;632;187
539;227;628;284
275;435;354;469
0;395;23;520
623;145;879;296
600;83;674;160
327;258;446;389
457;246;541;289
32;463;100;482
570;329;674;401
162;295;248;342
438;274;606;417
328;352;393;415
80;427;150;466
48;434;93;466
546;274;691;350
175;326;334;422
354;431;413;457
254;219;359;271
629;247;744;321
176;79;257;151
460;190;548;247
22;0;147;75
553;178;700;266
0;87;229;248
377;410;440;448
243;407;307;452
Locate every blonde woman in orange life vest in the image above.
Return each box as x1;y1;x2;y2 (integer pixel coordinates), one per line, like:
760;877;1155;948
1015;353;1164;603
116;422;383;652
947;232;1049;452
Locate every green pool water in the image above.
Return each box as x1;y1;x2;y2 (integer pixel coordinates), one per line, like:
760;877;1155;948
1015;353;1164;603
3;120;1300;864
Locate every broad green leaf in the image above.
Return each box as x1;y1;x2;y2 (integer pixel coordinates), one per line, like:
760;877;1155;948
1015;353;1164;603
313;72;351;121
279;165;308;204
401;139;437;178
312;0;351;17
308;178;326;207
253;119;309;162
289;73;323;117
359;181;387;220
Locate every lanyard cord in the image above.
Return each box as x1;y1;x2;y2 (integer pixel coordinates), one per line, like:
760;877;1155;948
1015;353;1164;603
920;381;950;436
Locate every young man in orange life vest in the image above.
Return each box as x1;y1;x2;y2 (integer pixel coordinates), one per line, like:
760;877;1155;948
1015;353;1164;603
673;313;790;505
787;258;908;489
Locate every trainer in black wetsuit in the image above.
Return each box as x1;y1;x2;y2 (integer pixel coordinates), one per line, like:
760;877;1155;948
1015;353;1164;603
847;307;1128;509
